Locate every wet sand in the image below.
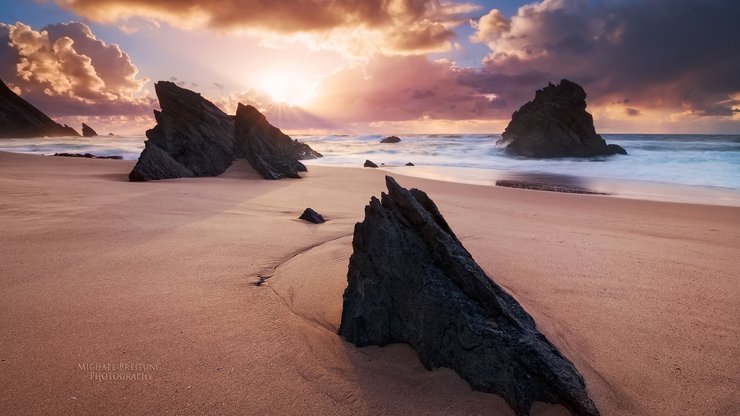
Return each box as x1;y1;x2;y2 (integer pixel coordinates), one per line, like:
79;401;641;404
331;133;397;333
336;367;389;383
0;151;738;415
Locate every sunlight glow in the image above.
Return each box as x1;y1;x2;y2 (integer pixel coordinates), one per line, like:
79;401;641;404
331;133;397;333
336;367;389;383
258;72;317;107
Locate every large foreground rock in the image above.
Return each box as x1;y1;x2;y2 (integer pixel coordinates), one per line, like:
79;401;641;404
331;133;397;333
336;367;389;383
502;79;625;158
339;176;599;416
0;78;80;138
234;103;319;179
129;81;321;181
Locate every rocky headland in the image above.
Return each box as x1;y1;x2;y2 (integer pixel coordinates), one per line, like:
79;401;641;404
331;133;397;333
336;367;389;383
0;78;80;138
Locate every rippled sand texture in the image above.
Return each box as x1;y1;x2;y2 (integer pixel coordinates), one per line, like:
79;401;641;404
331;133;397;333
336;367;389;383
0;151;738;416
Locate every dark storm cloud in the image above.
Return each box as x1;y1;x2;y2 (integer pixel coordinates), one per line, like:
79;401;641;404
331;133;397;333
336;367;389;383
469;0;740;116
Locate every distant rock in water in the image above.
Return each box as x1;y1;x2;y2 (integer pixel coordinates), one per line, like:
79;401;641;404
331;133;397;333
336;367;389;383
129;81;322;181
364;160;378;168
54;153;122;160
298;208;325;224
234;103;319;179
0;78;80;138
380;135;401;143
405;162;414;166
129;141;195;182
81;123;98;137
502;79;626;158
339;176;600;416
607;144;628;155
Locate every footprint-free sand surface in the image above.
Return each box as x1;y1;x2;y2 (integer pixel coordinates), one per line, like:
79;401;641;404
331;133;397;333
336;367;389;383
0;151;738;415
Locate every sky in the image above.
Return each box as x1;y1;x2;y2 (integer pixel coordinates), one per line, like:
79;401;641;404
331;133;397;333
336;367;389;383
0;0;738;134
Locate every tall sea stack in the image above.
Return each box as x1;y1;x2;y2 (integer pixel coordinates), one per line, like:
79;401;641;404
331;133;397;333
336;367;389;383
502;79;626;158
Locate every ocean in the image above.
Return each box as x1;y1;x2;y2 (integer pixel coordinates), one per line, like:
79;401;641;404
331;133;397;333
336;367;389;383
2;133;739;205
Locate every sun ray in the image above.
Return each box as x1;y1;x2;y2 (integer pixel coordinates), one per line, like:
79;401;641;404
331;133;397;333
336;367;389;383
258;72;317;107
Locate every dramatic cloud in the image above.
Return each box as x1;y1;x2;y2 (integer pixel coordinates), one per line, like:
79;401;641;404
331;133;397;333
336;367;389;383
307;55;503;123
193;55;509;131
56;0;479;55
0;22;153;116
469;0;740;117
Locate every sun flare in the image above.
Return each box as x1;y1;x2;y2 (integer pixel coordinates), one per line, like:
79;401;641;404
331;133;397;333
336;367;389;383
258;72;317;107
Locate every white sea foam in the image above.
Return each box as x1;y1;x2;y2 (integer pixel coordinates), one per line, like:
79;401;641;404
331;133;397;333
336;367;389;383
0;134;147;161
298;134;740;191
1;133;738;194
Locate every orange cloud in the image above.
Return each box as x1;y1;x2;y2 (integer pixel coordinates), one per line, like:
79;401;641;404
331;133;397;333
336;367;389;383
56;0;478;55
468;9;509;46
0;22;154;116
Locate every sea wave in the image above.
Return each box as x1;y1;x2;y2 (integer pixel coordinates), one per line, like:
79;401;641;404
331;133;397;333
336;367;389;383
1;133;738;191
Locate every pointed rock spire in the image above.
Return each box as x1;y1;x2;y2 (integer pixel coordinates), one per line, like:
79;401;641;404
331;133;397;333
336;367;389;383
340;176;600;416
234;103;320;179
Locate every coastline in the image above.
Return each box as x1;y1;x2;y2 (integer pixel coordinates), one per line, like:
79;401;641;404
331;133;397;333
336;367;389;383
1;151;738;415
310;162;740;207
2;132;739;207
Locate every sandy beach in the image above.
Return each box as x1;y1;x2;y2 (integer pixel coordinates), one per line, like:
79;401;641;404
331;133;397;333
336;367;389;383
0;150;738;416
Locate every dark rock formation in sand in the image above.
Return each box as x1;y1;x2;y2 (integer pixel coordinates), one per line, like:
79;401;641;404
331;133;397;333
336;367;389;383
81;123;98;137
380;135;401;143
298;208;325;224
0;78;80;138
129;81;235;181
129;141;196;181
339;176;600;416
502;79;626;158
54;153;122;160
363;160;378;168
234;103;320;179
129;81;322;181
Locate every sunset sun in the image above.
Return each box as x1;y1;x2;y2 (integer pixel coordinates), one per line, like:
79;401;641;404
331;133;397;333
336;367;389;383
258;72;317;107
